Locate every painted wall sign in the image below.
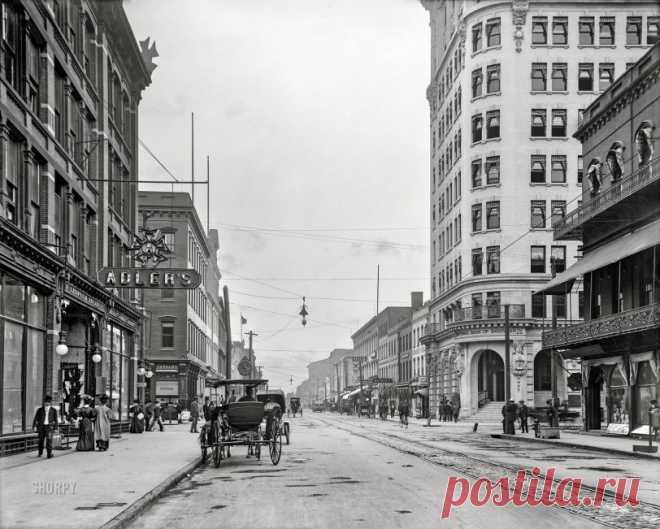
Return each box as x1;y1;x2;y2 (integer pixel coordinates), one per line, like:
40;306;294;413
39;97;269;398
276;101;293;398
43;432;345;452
98;268;201;289
155;380;180;396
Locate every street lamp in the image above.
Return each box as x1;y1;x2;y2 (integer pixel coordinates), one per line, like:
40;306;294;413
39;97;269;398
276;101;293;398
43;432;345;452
55;331;69;356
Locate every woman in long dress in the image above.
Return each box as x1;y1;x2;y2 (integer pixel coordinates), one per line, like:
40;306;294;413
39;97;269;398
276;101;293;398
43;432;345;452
129;399;145;433
95;395;112;451
75;396;96;451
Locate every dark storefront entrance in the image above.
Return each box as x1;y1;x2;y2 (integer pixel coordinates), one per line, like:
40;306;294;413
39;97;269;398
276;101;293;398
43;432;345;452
477;349;504;402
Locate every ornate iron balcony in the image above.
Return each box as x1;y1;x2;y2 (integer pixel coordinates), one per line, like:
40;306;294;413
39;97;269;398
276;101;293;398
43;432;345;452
553;157;659;240
542;302;660;348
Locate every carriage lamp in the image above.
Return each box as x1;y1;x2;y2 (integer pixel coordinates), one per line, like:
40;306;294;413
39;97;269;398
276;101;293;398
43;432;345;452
55;331;69;356
299;297;308;326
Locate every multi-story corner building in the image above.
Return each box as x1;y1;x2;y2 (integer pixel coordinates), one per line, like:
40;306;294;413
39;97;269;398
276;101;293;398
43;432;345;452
0;0;152;446
540;43;659;436
419;0;658;419
139;191;225;409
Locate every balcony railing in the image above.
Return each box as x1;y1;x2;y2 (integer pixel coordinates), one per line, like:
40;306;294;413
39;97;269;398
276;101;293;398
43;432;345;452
422;304;526;339
553;156;660;239
543;302;660;348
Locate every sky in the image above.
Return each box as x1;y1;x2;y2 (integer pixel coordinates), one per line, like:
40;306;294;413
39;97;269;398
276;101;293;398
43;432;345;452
124;0;430;391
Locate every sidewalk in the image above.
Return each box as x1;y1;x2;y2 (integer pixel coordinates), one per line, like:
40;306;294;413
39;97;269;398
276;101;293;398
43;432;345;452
0;423;201;529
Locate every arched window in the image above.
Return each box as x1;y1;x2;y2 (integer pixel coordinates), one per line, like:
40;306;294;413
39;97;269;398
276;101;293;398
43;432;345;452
606;141;625;182
634;120;654;166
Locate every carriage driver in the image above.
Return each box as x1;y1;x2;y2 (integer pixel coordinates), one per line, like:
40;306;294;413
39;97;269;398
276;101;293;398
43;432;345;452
264;395;281;440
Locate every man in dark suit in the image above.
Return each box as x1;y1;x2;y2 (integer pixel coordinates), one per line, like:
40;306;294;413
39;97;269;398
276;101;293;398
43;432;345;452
32;395;58;458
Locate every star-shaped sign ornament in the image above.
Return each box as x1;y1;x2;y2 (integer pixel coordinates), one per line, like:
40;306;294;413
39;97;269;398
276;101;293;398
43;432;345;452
128;228;171;266
139;37;159;75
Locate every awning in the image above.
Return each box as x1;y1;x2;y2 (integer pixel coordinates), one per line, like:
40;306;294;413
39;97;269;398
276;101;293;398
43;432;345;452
343;388;362;400
414;388;429;397
536;218;660;295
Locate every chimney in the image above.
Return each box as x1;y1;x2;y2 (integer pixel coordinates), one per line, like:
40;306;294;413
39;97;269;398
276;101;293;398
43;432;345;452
411;291;423;310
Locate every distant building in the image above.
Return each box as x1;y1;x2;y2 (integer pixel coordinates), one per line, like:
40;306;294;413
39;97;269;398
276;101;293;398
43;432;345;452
139;192;225;408
540;44;660;436
327;348;354;400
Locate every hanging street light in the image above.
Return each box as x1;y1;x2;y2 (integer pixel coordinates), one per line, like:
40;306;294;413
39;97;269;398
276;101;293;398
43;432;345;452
299;297;308;326
55;331;69;356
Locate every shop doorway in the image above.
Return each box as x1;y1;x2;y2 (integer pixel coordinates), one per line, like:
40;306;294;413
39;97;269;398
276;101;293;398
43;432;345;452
633;361;657;429
586;366;604;430
477;349;504;403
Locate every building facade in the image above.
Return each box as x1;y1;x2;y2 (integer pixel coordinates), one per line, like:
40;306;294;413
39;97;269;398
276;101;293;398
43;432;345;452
541;43;659;435
419;0;658;418
327;348;353;401
139;191;225;409
0;0;151;445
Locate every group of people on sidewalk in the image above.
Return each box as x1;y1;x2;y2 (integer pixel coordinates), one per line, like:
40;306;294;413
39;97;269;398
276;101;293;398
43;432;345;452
128;399;166;433
438;396;460;422
501;399;560;435
32;394;112;457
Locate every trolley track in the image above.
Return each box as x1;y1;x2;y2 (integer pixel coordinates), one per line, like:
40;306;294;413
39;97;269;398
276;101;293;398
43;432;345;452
317;415;660;529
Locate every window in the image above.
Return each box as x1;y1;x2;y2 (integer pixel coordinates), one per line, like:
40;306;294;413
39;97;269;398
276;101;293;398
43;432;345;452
532;293;546;318
485;156;500;185
578;291;585;318
626;17;642;45
531;200;546;228
531;246;546;273
472;22;483;52
550;155;567;183
578;108;585;126
552;17;568;45
551;63;567;91
486;64;500;93
472;68;483;98
487;246;500;274
579;17;595;45
486;18;501;46
472;114;483;143
578;63;594;91
472;249;483;276
648;17;660;45
161;321;175;348
531;63;547;91
551;109;566;137
577;155;583;183
472;204;482;232
486;111;500;138
551;200;566;226
531;155;546;183
486;201;500;229
472;293;483;319
486;292;501;318
551;246;566;274
599;17;615;45
531;109;546;137
471;160;482;187
554;294;567;318
599;63;614;91
532;16;548;44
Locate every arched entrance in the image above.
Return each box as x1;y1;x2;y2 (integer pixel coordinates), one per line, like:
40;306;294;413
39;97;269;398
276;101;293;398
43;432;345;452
533;350;552;407
477;350;504;403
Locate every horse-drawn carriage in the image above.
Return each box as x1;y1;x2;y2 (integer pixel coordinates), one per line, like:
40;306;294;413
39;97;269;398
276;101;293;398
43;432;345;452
289;396;302;417
199;379;287;467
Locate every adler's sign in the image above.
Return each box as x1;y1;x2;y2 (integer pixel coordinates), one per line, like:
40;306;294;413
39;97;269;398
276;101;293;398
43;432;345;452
99;268;201;289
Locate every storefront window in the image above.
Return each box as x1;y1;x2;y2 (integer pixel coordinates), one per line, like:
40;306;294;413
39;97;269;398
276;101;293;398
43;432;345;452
608;367;629;425
111;352;121;420
26;329;45;424
4;276;25;321
634;361;657;427
2;322;23;434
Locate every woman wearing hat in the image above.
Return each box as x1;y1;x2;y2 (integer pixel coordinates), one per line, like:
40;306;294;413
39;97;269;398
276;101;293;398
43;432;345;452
95;395;112;450
129;399;145;433
74;396;96;451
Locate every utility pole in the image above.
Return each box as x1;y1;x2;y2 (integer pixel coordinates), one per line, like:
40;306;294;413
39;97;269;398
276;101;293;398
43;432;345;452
191;112;195;205
504;304;510;401
206;155;210;234
223;286;232;385
246;330;258;378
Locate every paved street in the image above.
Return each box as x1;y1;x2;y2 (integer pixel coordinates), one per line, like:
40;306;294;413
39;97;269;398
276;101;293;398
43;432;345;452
127;414;660;529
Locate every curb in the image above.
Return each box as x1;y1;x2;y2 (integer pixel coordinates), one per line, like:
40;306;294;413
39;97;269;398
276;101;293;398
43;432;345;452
490;433;660;460
97;456;201;529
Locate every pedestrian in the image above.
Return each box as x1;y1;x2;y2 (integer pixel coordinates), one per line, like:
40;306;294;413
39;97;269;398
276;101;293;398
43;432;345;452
398;399;409;429
202;396;210;420
95;395;112;451
519;400;529;433
150;400;164;431
129;399;145;433
546;399;559;427
445;401;453;422
176;400;183;424
74;396;96;451
32;395;58;458
390;400;395;419
451;400;460;422
190;396;200;433
503;400;517;435
144;400;153;431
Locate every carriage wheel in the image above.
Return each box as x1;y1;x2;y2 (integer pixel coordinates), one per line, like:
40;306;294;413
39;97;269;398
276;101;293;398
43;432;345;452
269;426;282;465
256;429;262;460
284;422;290;445
213;444;222;467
